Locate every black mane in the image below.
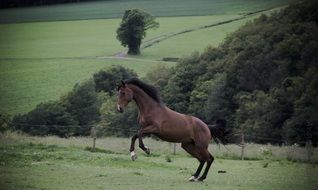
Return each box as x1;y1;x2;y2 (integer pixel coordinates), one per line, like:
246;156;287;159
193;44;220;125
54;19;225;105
125;78;162;103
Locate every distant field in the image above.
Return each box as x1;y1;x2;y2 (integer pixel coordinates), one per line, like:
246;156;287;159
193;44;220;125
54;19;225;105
142;16;256;60
0;14;257;115
0;58;170;115
0;0;293;116
0;0;292;23
0;15;241;59
0;133;317;190
0;19;122;58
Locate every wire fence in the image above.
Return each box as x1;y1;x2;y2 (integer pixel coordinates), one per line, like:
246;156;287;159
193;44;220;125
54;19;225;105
3;121;317;163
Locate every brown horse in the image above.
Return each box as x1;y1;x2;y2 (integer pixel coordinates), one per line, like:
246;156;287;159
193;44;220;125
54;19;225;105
117;78;228;182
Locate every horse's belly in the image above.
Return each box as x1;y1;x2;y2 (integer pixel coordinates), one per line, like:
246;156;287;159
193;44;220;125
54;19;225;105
156;127;193;143
157;108;196;143
156;134;189;143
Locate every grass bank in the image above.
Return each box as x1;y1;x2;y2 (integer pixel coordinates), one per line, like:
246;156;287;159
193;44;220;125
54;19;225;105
0;133;317;190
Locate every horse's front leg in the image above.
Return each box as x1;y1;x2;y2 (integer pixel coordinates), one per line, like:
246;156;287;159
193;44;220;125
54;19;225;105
138;125;159;155
129;133;138;161
129;131;149;161
138;130;150;155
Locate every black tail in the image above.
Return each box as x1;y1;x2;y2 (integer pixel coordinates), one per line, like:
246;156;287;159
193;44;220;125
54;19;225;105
208;119;231;144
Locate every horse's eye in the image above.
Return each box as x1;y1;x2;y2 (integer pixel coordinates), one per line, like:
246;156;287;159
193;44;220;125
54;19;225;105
121;92;125;95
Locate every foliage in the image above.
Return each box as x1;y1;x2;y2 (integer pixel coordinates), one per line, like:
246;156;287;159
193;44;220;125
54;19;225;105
160;0;318;145
7;0;318;144
11;66;137;137
62;80;101;125
12;101;78;137
93;65;137;95
0;113;11;132
164;52;207;113
116;9;159;54
144;64;171;92
98;96;138;137
0;7;281;115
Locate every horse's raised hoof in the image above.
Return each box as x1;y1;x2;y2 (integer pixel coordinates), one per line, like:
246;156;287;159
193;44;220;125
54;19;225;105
188;176;199;182
130;151;137;161
144;146;150;155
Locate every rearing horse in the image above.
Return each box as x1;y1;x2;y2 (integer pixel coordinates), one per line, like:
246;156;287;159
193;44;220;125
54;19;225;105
117;78;228;182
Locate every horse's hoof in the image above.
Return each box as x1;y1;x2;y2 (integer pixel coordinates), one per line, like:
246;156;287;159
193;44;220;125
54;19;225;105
197;177;205;182
145;146;150;155
188;176;199;182
130;151;137;161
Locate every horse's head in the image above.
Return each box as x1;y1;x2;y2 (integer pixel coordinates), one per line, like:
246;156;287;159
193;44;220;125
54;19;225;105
117;80;133;113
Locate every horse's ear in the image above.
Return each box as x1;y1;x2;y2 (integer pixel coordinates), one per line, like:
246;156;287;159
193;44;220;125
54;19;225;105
121;80;126;87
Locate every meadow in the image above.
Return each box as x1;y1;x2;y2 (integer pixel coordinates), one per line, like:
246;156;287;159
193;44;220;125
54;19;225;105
1;1;317;190
0;0;291;23
0;132;317;190
0;2;288;115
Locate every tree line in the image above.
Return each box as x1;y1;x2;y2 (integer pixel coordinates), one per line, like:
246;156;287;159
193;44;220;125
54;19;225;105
0;0;94;9
158;0;318;145
4;0;318;146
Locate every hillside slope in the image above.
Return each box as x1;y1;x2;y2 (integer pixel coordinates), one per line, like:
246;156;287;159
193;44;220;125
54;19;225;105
162;0;318;145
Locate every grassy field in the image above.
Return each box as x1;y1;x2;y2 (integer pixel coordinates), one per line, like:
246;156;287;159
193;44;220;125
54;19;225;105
0;58;171;115
0;14;261;115
0;15;242;59
0;0;292;23
0;19;122;58
141;16;256;59
0;132;317;190
0;0;293;116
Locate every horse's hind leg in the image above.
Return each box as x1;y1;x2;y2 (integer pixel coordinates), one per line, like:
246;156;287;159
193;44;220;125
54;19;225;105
181;142;207;181
197;151;214;181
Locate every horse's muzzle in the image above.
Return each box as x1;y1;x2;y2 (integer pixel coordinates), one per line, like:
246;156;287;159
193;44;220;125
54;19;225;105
117;104;124;113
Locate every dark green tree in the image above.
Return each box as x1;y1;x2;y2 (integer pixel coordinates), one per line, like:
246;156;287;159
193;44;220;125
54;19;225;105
164;52;208;113
158;0;318;145
145;64;171;92
93;65;137;95
12;101;77;137
98;95;138;137
283;68;318;145
62;80;101;135
116;9;159;55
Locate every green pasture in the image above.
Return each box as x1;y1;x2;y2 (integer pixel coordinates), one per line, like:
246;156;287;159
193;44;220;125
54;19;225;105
141;7;283;60
0;19;122;58
0;133;317;190
0;0;292;23
141;16;255;60
0;58;170;115
0;14;260;115
0;15;241;59
0;0;293;116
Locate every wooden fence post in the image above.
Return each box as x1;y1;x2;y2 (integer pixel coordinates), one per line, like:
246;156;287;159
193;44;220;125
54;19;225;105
90;127;97;152
241;132;245;160
173;143;176;155
306;140;314;163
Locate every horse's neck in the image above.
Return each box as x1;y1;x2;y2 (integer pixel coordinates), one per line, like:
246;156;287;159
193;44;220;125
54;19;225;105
129;85;160;114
